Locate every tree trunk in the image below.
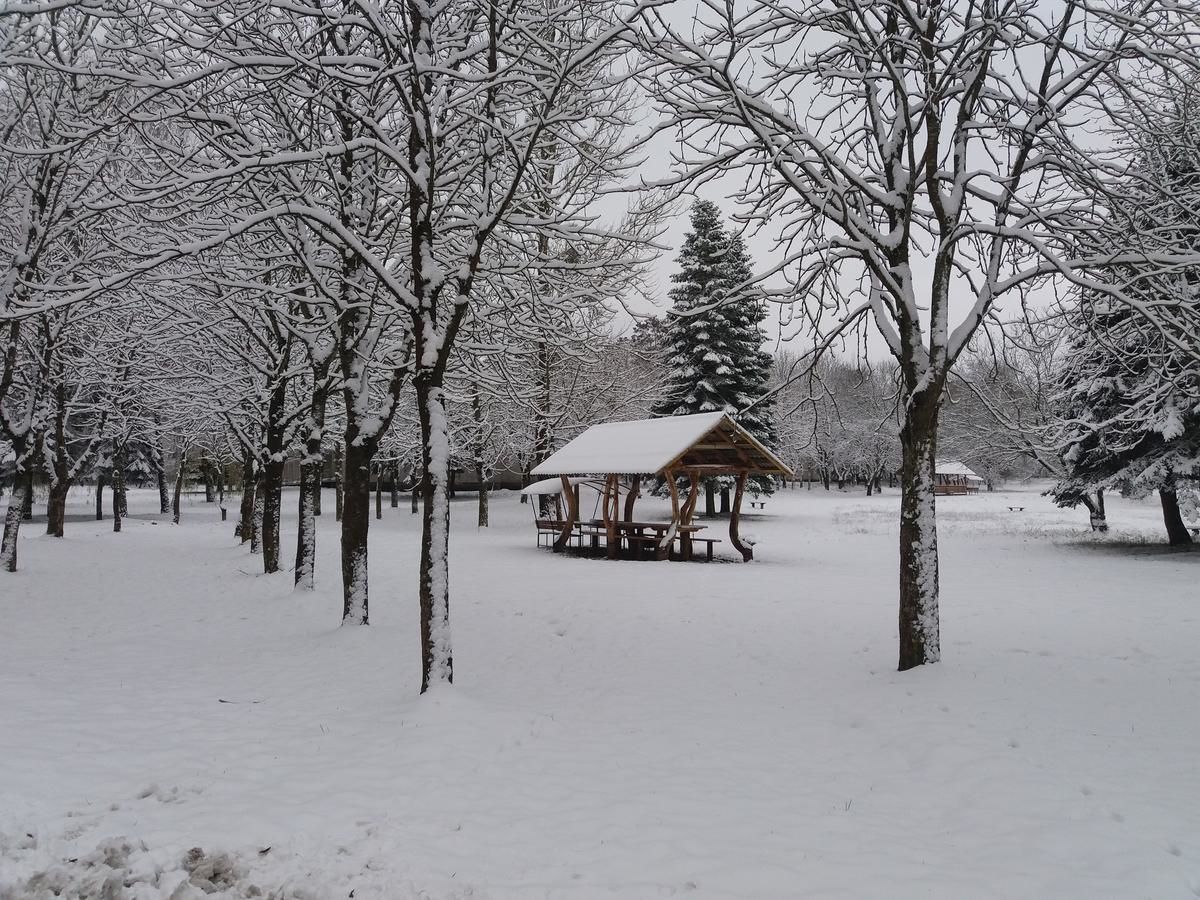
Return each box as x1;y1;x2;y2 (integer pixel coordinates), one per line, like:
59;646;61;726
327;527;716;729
375;467;383;520
1;474;28;572
416;380;454;693
476;468;489;527
295;462;319;589
95;472;105;521
21;470;33;520
157;462;170;514
720;487;731;514
1083;488;1108;532
897;394;941;671
112;455;124;534
334;442;344;522
390;466;399;508
1160;487;1193;546
203;460;215;503
238;454;255;542
45;482;67;537
260;455;284;573
704;482;716;518
340;440;372;624
172;449;185;524
250;472;264;554
866;478;874;497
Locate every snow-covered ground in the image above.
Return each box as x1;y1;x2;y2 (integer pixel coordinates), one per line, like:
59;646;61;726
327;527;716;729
2;483;1198;899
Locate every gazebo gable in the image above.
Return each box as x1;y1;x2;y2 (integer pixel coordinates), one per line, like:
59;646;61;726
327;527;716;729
530;411;791;478
666;416;791;476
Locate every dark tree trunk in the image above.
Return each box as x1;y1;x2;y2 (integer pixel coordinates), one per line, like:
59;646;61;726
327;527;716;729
111;450;124;534
95;473;105;521
333;442;344;523
416;379;453;693
237;454;255;542
1;472;29;572
260;456;284;573
897;392;941;672
822;470;831;491
1160;487;1193;546
157;462;170;514
295;372;328;583
203;459;215;503
704;482;716;518
476;471;489;528
172;449;184;524
390;466;399;508
295;462;320;589
45;482;67;537
1083;488;1108;532
375;468;383;520
21;470;33;520
866;479;874;496
720;487;731;514
340;440;373;624
250;470;264;554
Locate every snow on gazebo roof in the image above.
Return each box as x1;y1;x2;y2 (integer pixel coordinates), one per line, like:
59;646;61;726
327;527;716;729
531;412;793;478
519;477;605;496
935;459;983;480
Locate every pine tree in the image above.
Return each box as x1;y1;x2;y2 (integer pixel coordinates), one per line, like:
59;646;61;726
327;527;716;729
652;200;777;512
1051;302;1200;544
1051;91;1200;545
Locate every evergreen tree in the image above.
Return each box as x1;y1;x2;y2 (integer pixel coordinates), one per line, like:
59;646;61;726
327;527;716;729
1051;94;1200;544
652;200;777;511
1051;301;1200;544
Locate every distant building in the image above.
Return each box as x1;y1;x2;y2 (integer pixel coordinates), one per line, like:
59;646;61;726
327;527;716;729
934;459;984;495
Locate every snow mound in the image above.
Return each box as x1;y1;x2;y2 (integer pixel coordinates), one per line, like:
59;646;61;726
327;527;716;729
0;840;320;900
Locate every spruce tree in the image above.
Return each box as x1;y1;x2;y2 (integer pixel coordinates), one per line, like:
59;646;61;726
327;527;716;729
1051;92;1200;545
653;200;777;513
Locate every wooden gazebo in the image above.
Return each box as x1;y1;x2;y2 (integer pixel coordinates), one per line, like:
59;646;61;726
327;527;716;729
530;412;793;561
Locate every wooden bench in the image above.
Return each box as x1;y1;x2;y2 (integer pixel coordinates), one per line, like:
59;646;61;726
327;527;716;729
1008;506;1025;512
749;500;766;510
688;537;722;561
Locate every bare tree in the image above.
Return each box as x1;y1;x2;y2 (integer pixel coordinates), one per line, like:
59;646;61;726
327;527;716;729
640;0;1200;670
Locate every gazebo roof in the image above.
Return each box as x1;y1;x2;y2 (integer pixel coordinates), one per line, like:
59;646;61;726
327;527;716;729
531;412;793;478
935;459;983;480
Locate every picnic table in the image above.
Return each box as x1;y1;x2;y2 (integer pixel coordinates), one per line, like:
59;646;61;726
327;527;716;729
584;519;715;561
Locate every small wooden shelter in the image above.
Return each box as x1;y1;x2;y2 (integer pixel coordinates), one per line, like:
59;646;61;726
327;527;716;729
530;412;793;561
934;459;984;495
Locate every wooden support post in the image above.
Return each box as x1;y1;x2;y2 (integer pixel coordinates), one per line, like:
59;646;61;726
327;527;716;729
623;475;640;522
680;470;699;560
729;471;753;562
604;473;619;559
658;469;680;561
553;475;577;552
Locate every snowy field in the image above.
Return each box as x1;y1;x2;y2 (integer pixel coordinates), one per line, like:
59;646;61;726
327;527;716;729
2;483;1199;899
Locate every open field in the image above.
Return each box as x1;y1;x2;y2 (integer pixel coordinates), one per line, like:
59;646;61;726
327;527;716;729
2;483;1198;899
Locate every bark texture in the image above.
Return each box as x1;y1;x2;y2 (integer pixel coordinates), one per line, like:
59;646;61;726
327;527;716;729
1160;487;1194;546
897;393;941;671
340;441;372;624
1;476;29;572
417;380;453;692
